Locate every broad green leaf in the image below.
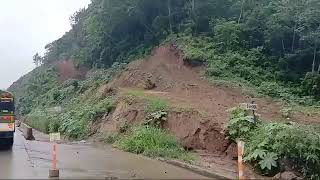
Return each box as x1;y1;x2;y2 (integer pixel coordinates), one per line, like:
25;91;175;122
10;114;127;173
252;149;267;159
258;152;278;170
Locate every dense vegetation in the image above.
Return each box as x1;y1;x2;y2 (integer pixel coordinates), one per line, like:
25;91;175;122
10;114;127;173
7;0;320;178
11;0;320;119
29;0;320;101
13;64;124;138
226;107;320;178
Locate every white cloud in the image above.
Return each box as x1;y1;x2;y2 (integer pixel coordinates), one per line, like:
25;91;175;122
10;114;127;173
0;0;91;89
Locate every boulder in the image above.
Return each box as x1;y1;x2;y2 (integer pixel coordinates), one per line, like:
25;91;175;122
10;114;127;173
274;171;301;180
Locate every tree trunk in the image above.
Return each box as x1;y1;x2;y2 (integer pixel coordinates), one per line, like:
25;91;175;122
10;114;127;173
312;45;317;73
282;39;286;55
291;22;297;52
191;0;197;34
168;0;173;34
318;62;320;74
238;0;245;24
104;0;112;25
191;0;195;14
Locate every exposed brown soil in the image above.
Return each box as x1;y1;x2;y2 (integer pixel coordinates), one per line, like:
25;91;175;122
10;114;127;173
112;44;318;124
55;60;87;81
99;44;319;178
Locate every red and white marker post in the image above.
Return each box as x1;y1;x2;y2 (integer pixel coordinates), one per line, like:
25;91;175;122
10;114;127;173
237;141;245;180
49;132;60;178
52;143;57;170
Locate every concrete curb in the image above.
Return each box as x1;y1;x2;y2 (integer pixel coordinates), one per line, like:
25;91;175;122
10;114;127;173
18;122;35;140
158;159;232;179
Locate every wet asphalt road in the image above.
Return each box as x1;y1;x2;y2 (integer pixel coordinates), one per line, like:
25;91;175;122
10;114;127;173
0;131;208;179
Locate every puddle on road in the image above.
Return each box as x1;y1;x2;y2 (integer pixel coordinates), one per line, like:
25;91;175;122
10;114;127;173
61;168;136;179
31;157;137;179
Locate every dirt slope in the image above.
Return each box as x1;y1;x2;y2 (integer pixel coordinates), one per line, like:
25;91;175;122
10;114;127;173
107;44;319;151
113;45;284;123
100;44;318;178
112;44;319;124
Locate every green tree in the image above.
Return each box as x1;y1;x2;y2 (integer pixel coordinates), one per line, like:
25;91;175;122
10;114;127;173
32;53;43;66
214;20;244;51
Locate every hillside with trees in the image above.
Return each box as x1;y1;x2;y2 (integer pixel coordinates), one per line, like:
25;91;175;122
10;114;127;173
36;0;320;99
9;0;320;179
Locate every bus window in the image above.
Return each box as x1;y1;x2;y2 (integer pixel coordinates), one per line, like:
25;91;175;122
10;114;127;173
0;100;14;112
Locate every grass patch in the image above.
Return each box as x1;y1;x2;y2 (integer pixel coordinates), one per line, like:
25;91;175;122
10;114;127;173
114;126;194;163
125;89;146;98
208;77;259;97
145;97;169;113
123;89;170;113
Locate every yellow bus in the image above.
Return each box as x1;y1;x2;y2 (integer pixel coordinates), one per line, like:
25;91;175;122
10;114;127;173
0;90;15;147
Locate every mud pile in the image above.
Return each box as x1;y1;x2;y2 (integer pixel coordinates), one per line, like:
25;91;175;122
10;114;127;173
98;44;318;154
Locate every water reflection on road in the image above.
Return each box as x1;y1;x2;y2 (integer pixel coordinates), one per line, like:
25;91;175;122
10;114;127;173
0;133;36;178
0;131;208;179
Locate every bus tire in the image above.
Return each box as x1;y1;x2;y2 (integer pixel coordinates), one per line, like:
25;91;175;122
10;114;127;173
6;138;14;148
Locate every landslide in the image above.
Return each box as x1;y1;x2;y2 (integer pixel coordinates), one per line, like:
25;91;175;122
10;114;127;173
10;43;317;153
95;44;318;176
91;44;306;178
9;43;318;178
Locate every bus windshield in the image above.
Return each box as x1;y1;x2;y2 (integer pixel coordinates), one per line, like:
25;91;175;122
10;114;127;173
0;99;14;112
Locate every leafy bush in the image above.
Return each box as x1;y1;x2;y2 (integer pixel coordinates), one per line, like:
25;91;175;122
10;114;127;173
94;97;115;118
59;97;115;139
280;107;292;118
225;106;260;140
226;107;320;178
258;82;284;98
114;126;193;162
245;123;320;178
48;115;60;133
177;36;319;105
144;111;168;128
213;20;244;51
301;72;320;99
26;109;60;134
26;109;51;133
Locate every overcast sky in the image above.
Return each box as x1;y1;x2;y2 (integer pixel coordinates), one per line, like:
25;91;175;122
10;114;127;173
0;0;91;89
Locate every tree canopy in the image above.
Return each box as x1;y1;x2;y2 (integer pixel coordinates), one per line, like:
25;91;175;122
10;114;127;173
38;0;320;98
